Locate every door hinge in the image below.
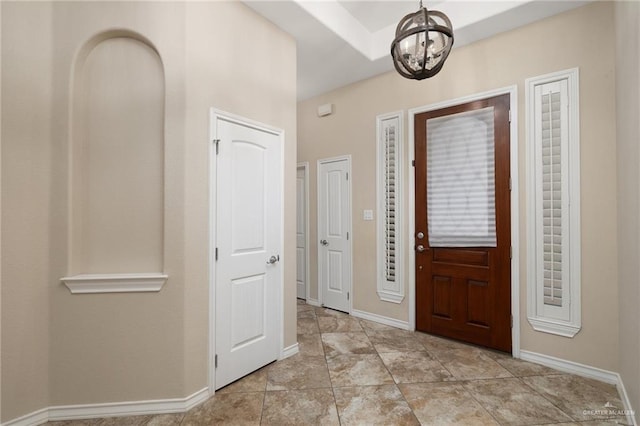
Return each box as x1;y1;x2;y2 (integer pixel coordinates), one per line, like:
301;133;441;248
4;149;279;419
347;232;349;240
213;139;220;155
215;354;218;368
215;247;219;261
509;177;512;191
510;246;512;259
510;315;513;328
508;110;512;123
412;160;415;167
346;172;349;180
347;292;350;301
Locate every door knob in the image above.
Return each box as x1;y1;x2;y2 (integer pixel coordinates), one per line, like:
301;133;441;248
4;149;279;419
266;255;280;264
320;239;329;246
416;245;425;252
416;231;424;239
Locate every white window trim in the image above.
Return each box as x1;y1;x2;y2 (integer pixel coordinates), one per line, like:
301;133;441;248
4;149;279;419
376;111;404;303
526;68;581;338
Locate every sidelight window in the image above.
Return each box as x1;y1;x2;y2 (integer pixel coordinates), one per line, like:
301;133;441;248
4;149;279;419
376;111;404;303
526;68;581;337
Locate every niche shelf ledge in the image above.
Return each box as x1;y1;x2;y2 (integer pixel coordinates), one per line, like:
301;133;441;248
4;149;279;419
61;273;168;294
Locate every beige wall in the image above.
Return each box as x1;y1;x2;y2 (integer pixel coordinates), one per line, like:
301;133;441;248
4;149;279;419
298;2;619;371
615;1;640;421
1;2;53;419
1;1;296;422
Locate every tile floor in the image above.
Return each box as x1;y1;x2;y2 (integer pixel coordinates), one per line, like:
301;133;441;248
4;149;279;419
50;300;630;425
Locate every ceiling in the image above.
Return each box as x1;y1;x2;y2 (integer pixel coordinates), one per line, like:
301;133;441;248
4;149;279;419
244;0;591;101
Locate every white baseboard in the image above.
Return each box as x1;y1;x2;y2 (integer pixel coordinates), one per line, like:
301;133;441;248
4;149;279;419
281;342;299;359
2;407;49;426
304;298;321;307
520;350;637;426
351;309;410;330
2;387;210;426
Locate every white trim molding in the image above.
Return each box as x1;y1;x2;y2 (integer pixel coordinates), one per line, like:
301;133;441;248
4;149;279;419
297;162;311;302
407;85;520;357
525;68;581;338
60;273;168;294
520;351;637;426
376;111;404;304
2;388;210;426
281;342;299;359
351;309;410;330
305;298;321;307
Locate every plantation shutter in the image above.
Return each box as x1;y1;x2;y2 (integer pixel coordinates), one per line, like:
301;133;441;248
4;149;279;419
535;80;570;311
383;121;396;281
377;112;404;303
526;68;580;336
426;107;497;247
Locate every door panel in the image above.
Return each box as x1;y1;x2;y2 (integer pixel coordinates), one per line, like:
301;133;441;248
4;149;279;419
215;116;281;389
318;158;351;313
415;94;511;352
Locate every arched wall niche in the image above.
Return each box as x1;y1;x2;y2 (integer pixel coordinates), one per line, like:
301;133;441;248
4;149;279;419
67;29;166;281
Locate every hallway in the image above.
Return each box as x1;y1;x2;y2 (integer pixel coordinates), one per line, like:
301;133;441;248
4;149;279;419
50;300;627;425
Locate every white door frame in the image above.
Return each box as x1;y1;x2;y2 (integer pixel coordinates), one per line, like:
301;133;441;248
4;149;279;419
208;108;285;394
407;86;521;358
316;155;353;313
297;162;311;301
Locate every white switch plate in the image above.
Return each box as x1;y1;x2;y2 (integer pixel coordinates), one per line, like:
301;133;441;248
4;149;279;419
363;209;374;221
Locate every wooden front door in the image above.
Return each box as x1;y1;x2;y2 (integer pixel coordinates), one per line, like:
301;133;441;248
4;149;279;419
414;94;511;352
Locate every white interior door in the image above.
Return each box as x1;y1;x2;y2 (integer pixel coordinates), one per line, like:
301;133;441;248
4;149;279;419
318;157;352;313
213;112;281;390
296;165;307;299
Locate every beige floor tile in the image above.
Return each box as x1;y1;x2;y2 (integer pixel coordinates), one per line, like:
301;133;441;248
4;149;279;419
217;365;268;393
378;351;453;383
298;317;320;334
266;354;331;390
334;385;419;425
432;347;513;380
321;332;375;356
522;375;627;422
314;307;348;317
548;421;624;426
368;330;429;353
359;319;399;334
496;356;563;377
317;315;363;333
297;333;325;357
464;378;574;425
181;392;263;426
97;416;153;426
144;413;184;426
327;354;394;387
297;299;314;309
262;388;339;425
415;331;478;353
297;308;317;319
400;382;499;425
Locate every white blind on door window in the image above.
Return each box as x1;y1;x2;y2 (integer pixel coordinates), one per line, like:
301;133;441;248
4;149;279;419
541;91;563;306
426;107;497;247
383;121;396;281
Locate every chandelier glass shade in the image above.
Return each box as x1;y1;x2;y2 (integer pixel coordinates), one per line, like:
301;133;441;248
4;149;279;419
390;2;454;80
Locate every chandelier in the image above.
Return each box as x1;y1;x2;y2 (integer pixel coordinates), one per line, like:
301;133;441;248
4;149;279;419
390;0;454;80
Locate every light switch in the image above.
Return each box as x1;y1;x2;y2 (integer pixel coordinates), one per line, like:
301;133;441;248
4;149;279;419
363;209;374;221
